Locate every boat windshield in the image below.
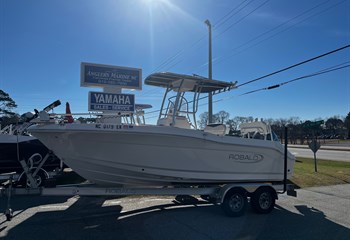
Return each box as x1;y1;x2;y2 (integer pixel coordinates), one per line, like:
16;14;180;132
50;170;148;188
239;122;278;142
165;96;190;117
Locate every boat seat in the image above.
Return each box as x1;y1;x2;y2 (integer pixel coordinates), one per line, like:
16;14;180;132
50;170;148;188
204;124;226;136
157;115;191;129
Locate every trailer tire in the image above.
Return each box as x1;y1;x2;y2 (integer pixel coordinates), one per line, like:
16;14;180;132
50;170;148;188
250;187;276;214
221;188;247;217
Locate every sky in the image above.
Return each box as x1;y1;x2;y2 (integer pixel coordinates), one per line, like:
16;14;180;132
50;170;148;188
1;0;350;124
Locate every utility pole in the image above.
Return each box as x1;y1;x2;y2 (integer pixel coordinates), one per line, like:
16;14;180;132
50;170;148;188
205;19;213;124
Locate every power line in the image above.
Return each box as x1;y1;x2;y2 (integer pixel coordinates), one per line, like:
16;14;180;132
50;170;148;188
237;44;350;88
239;62;350;96
162;0;269;74
148;0;346;78
144;60;350;119
148;35;206;75
195;61;350;107
144;0;262;76
215;0;270;38
144;44;350;117
200;62;350;104
142;2;348;109
210;0;332;68
215;0;255;28
195;0;347;75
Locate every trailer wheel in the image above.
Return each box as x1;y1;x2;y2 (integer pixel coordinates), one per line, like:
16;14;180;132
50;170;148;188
251;187;276;214
221;188;247;217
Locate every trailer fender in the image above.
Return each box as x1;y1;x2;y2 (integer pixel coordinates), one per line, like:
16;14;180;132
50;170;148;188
217;184;276;203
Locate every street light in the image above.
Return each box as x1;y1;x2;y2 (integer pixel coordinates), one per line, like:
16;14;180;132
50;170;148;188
205;19;213;124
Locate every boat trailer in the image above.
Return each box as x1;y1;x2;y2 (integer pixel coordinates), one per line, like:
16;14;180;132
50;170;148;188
1;127;296;220
0;152;62;188
1;180;296;221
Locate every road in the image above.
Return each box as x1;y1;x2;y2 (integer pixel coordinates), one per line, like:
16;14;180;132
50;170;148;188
289;147;350;162
1;184;350;240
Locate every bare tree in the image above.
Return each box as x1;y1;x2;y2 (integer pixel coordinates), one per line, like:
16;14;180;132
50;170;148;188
214;110;230;124
197;112;209;129
226;119;238;132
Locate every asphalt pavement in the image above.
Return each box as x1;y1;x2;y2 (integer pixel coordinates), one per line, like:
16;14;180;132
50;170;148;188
288;144;350;162
289;148;350;162
1;184;349;240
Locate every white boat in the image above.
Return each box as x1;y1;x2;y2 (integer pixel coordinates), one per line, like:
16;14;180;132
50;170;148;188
28;72;295;187
0;102;64;187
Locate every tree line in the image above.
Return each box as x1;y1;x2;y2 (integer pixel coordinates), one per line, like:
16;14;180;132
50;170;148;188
198;110;350;143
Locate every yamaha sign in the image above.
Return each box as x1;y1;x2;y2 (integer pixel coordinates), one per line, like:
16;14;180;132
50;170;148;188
88;91;135;112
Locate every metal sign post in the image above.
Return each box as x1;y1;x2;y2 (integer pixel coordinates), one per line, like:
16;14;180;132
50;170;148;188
308;138;321;172
303;120;323;173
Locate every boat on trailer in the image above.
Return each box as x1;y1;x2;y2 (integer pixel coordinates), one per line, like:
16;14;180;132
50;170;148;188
0;133;61;175
0;102;63;187
28;72;295;187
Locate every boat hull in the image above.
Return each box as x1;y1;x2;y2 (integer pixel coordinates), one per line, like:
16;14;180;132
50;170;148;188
0;134;61;174
29;123;295;186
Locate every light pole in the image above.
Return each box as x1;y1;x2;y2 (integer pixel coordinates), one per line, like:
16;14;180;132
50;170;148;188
205;19;213;124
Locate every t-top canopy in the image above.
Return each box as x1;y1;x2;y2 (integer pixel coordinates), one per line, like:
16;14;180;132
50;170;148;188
135;104;152;110
144;72;237;93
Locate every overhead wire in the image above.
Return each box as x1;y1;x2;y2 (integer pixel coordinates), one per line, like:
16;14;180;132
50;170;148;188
144;63;350;120
138;0;264;98
215;0;254;28
239;62;350;96
143;0;262;77
236;43;350;87
192;60;350;109
210;0;332;68
144;53;350;119
142;1;348;117
148;35;206;75
195;0;346;74
215;0;255;28
136;0;344;88
215;0;270;39
162;0;270;74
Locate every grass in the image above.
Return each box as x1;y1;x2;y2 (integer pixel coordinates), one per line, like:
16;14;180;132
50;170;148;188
291;157;350;188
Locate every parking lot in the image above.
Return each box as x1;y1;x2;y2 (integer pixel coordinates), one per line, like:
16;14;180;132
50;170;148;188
1;184;349;240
